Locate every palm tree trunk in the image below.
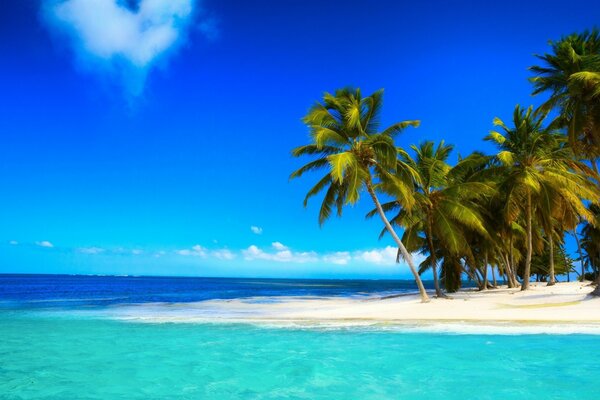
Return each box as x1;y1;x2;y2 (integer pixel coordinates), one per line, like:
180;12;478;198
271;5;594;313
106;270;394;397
501;256;511;288
491;265;497;287
503;253;516;288
474;268;485;290
464;267;479;286
425;225;446;298
521;192;533;291
573;229;586;281
509;237;518;286
564;250;571;282
481;253;488;291
366;181;430;302
547;233;556;286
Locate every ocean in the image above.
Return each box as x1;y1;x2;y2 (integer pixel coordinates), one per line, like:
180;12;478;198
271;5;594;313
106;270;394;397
1;274;598;399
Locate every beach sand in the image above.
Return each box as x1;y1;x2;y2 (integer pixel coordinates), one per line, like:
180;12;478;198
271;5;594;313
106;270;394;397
105;282;600;332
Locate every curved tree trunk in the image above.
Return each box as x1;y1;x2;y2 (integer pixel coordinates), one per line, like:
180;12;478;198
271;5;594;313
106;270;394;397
492;265;497;287
547;233;556;286
366;182;430;302
573;229;586;281
474;268;485;290
504;253;517;288
509;237;519;286
425;223;446;298
521;192;533;291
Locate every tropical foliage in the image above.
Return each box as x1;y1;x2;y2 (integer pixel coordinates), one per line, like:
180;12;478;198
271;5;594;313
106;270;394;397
290;88;430;302
484;105;598;290
530;29;600;169
292;28;600;297
367;142;493;296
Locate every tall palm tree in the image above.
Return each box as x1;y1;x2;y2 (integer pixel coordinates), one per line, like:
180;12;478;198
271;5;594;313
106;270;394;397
539;185;583;285
369;142;492;297
485;105;599;290
529;29;600;169
581;204;600;296
290;88;430;302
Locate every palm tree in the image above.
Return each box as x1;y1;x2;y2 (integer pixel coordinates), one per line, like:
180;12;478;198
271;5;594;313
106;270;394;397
529;29;600;169
538;185;583;285
485;105;599;290
290;88;430;302
369;142;492;297
581;204;600;295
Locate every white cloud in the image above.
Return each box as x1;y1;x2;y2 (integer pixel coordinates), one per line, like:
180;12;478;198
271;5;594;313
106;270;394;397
212;249;235;260
9;240;18;246
250;226;263;235
238;244;413;266
271;241;288;251
242;245;318;263
176;244;206;257
39;240;420;270
237;244;410;266
323;251;352;265
355;246;398;265
42;0;207;95
78;246;105;254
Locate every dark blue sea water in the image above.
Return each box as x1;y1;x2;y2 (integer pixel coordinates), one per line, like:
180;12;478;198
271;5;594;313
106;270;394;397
0;274;427;309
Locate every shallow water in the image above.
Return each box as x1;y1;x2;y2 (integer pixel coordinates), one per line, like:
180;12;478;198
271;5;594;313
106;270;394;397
1;275;599;399
2;313;599;399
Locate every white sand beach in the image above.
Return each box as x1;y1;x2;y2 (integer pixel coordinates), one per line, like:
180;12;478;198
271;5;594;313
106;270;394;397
103;282;600;333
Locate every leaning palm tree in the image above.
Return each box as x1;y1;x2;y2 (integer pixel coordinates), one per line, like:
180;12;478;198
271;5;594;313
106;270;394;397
529;29;600;169
290;88;430;302
485;105;599;290
369;143;492;297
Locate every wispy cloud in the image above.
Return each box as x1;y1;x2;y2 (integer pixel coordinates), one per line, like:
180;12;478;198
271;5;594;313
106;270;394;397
78;246;105;254
212;249;235;260
250;226;263;235
9;240;19;246
240;244;415;267
176;244;207;257
42;0;211;96
271;241;288;251
323;251;352;265
177;245;235;260
20;239;419;270
242;244;319;263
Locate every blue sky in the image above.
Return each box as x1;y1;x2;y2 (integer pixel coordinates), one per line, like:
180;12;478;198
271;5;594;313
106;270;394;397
0;0;598;278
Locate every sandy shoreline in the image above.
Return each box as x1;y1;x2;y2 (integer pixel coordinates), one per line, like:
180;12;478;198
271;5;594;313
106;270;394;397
97;282;600;333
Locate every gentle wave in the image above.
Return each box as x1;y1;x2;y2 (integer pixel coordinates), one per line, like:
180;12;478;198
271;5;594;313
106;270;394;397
40;300;600;335
99;316;600;335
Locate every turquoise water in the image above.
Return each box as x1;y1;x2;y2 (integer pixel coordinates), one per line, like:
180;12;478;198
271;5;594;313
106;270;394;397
2;312;599;400
2;276;599;399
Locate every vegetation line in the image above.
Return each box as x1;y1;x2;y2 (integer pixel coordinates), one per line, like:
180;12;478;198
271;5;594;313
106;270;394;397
291;29;600;299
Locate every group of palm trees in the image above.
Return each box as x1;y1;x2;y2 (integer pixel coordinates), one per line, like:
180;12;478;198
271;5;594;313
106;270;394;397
291;29;600;302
